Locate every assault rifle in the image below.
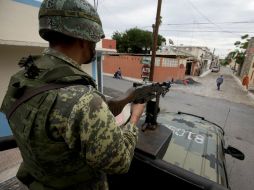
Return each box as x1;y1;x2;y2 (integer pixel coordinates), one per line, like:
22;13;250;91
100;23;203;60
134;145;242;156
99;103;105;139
0;81;171;151
107;81;171;131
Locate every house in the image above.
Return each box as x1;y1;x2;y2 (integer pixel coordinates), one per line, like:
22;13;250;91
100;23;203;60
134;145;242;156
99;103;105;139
158;46;199;76
158;45;214;76
103;53;187;82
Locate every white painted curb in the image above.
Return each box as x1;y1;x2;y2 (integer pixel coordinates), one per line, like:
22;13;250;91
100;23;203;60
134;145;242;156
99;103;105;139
200;69;211;77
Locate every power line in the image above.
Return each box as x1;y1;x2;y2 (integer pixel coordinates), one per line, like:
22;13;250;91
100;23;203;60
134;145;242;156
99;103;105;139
184;0;242;37
163;21;254;26
160;29;254;34
141;20;254;29
185;0;223;28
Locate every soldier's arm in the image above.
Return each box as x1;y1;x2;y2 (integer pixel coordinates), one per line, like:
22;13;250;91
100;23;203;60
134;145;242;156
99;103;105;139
71;90;138;174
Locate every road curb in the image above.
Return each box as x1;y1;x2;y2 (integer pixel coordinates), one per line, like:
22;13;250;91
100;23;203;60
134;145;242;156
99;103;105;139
104;73;143;83
200;69;211;77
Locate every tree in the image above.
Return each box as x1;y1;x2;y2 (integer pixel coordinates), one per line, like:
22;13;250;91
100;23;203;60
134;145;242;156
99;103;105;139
226;34;250;74
112;27;166;53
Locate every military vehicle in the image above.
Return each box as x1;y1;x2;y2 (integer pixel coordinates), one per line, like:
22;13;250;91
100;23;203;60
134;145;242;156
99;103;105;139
0;81;244;190
108;110;244;190
106;81;244;190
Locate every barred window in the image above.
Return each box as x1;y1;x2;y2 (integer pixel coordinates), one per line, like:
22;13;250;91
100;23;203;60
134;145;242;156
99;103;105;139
162;58;170;67
179;59;187;66
155;58;161;66
162;58;179;67
171;59;179;67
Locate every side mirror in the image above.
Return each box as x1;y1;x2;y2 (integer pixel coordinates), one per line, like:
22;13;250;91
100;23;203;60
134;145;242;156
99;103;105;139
224;146;245;160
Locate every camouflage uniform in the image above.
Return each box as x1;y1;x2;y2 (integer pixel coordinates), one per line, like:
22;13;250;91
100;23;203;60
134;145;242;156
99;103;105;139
1;48;138;190
0;0;138;189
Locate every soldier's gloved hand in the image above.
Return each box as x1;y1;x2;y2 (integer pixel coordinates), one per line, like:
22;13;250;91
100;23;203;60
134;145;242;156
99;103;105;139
130;103;145;125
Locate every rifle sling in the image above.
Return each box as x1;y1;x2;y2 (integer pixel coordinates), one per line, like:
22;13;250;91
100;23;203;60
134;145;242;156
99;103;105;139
7;83;76;120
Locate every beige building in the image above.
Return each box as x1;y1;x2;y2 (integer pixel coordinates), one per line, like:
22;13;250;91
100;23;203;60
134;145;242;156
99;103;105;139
158;45;213;76
173;46;213;73
0;0;114;104
0;0;46;104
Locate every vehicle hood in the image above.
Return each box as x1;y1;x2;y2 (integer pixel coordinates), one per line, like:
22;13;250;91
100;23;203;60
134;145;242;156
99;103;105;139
138;111;227;186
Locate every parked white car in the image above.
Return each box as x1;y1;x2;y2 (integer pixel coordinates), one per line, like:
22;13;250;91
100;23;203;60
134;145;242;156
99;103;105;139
212;66;220;72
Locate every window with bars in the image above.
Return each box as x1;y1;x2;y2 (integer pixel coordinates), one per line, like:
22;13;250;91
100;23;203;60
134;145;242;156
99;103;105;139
162;58;179;67
155;58;161;66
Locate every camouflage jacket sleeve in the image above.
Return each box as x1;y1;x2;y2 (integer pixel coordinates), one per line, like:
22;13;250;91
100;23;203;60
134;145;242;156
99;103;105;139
56;86;138;174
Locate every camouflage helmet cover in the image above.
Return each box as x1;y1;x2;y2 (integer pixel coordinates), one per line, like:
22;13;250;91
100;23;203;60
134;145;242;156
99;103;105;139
39;0;105;43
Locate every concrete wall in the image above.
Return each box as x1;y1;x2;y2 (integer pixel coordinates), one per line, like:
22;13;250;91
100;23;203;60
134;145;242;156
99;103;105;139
103;55;186;82
103;55;142;79
239;37;254;89
249;57;254;87
0;0;46;45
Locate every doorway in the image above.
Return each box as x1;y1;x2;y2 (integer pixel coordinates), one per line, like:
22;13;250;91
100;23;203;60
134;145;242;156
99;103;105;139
185;62;192;75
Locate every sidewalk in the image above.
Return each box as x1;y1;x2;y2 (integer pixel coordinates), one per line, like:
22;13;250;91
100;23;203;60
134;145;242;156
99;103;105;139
232;73;254;101
104;70;254;106
170;68;254;107
0;148;22;183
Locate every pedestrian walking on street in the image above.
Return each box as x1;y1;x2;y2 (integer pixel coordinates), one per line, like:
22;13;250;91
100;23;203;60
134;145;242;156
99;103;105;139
216;75;224;90
242;74;250;90
0;0;145;189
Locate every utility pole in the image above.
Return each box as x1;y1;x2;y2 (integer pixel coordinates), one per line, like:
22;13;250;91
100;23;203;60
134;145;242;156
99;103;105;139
212;48;215;66
93;0;98;10
210;48;215;68
149;0;162;81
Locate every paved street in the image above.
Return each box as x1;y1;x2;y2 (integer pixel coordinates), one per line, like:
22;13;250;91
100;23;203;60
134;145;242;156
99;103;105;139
1;68;254;190
171;67;254;107
103;68;254;190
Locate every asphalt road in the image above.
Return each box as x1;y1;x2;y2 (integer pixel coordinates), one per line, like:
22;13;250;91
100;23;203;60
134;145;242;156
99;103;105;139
103;69;254;190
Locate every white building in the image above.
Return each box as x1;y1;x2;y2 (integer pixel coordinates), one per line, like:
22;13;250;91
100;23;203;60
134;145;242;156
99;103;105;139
158;45;213;76
0;0;115;104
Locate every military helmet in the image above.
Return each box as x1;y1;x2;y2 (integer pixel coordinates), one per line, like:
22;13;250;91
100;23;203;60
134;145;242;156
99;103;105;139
39;0;105;43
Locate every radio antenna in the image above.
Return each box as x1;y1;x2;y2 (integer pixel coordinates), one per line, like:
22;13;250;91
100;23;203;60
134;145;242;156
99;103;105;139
93;0;99;10
223;108;230;130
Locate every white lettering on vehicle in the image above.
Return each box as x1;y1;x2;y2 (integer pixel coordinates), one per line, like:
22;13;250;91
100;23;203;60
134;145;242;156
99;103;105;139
166;125;205;144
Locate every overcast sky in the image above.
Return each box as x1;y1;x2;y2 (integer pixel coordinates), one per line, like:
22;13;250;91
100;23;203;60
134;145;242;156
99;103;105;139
86;0;254;58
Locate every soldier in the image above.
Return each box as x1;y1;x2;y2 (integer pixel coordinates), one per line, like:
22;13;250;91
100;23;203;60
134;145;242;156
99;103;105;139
0;0;145;190
242;74;250;90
